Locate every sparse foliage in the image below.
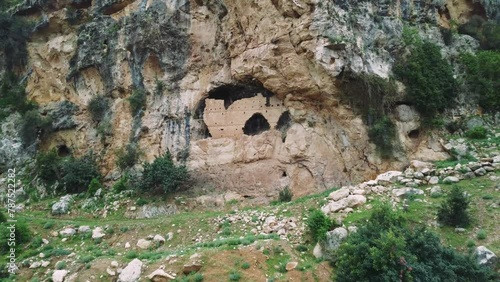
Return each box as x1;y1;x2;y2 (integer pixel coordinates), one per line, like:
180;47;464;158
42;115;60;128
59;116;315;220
278;186;293;202
437;186;471;228
140;151;189;194
128;88;146;116
87;95;109;122
115;143;141;171
306;209;335;242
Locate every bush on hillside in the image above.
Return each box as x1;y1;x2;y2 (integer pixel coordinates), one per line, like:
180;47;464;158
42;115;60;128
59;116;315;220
437;186;471;228
115;143;140;171
87;95;110;122
367;113;396;158
461;51;500;112
0;11;31;70
465;126;488;139
140;151;189;194
278;186;293;202
87;178;102;196
35;148;62;185
306;209;335;242
334;205;496;281
61;153;101;194
394;41;457;118
458;16;500;50
128;88;146;116
19;109;53;148
0;73;35;120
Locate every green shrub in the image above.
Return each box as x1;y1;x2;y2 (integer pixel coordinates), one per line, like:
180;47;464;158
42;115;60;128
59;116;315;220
115;144;140;170
55;261;66;270
19;109;53;148
87;95;109;122
87;178;102;196
113;174;130;193
0;219;31;254
394;41;456;118
192;273;204;282
461;51;500;112
0;73;35;121
79;255;94;263
278;186;293;202
477;229;487;240
334;205;496;281
241;262;250;269
155;78;165;95
306;209;334;242
465;126;488;139
367;114;396;158
140;152;189;194
128;88;146;116
61;153;101;194
35;149;62;185
136;198;148;206
0;211;6;223
437;186;471;228
43;221;55;229
125;250;138;259
228;270;241;281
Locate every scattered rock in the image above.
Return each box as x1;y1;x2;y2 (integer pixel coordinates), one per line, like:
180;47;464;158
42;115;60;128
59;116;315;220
78;226;91;233
474;246;497;267
392;188;424;198
125;242;131;249
285;261;298;271
29;261;41;269
410;160;433;170
52;270;69;282
52;195;73;215
118;258;143;282
443;176;459;184
345;195;366;208
111;261;119;268
324;227;348;252
428;176;439;185
182;262;202;274
107;268;116;276
328;188;350;201
166;232;174;241
474;168;487;176
147;269;176;281
59;228;76;237
41;260;50;267
430;186;442;197
137;239;152;249
454;228;466;233
313;242;323;259
153;234;166;245
92;227;105;239
376;171;402;185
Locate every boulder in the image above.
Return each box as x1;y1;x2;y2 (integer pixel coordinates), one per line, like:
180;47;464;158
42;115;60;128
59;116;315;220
376;171;402;185
474;246;497;267
285;261;298;271
118;258;143;282
324;227;348;252
147;269;175;281
137;239;152;249
92;227;106;239
430;186;442;197
321;200;347;214
328;188;350;201
78;226;91;233
59;228;76;237
313;242;323;259
392;188;424;198
474;168;487;176
443;176;459;184
52;195;73;215
428;176;439;185
52;270;69;282
182;262;202;274
29;261;41;269
345;195;366;208
153;234;166;245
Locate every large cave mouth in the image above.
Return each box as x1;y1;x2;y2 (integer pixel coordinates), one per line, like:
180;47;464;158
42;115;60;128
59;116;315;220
243;113;270;136
207;81;275;109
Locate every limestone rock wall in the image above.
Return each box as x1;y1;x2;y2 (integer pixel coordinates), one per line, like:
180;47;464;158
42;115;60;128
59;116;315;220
5;0;496;201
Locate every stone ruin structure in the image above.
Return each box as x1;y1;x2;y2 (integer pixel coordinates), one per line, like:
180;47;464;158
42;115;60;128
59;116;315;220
203;94;286;139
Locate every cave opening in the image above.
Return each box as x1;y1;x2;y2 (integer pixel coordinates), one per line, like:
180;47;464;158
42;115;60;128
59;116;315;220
57;145;71;157
276;111;292;142
207;80;275;109
408;129;420;139
243;113;270;136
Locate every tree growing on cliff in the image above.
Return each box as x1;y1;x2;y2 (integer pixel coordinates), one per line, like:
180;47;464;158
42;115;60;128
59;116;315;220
140;151;189;194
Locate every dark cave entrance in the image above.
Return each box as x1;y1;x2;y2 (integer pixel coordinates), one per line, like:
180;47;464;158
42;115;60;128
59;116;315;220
57;145;71;157
408;129;420;139
243;113;270;136
206;80;275;109
276;111;292;142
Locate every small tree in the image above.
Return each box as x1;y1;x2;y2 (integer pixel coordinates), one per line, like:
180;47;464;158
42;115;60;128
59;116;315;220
61;153;101;194
306;209;335;242
19;109;53;148
141;152;189;194
35;148;62;185
437;186;471;227
128;88;146;116
115;143;141;171
87;95;109;122
278;186;293;202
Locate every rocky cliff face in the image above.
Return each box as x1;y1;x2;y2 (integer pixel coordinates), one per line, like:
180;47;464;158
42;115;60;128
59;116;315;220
4;0;496;202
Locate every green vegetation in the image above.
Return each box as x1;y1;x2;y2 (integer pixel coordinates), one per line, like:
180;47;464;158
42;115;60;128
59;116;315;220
477;229;487;240
115;144;141;171
340;72;398;158
55;261;67;270
458;16;500;50
461;51;500;112
335;205;495;281
0;73;35;121
140;152;189;194
278;186;293;203
437;186;471;228
87;95;110;122
87;178;102;196
155;78;165;95
61;153;101;194
465;126;488;139
306;209;335;242
228;270;241;281
35;149;62;185
113;173;130;193
19;109;53;148
128;88;147;116
394;39;456;118
241;262;250;269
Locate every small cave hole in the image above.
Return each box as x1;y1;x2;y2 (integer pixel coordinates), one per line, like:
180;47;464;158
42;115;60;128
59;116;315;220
276;111;292;142
243;113;270;136
57;145;71;157
282;171;287;177
408;129;420;139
